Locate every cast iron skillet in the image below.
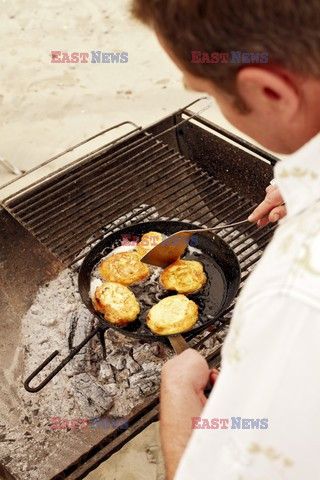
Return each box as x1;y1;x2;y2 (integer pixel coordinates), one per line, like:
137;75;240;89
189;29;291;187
80;221;241;338
24;221;241;392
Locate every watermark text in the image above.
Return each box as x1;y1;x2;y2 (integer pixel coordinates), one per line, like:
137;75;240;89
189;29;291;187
51;417;129;430
192;417;269;429
51;51;129;63
191;51;268;64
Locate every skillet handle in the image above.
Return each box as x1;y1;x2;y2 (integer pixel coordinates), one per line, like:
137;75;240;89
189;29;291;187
24;326;101;393
168;334;189;354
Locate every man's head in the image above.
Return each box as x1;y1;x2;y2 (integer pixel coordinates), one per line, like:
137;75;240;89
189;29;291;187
131;0;320;153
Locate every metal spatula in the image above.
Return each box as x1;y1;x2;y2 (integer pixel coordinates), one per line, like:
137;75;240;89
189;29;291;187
140;220;248;268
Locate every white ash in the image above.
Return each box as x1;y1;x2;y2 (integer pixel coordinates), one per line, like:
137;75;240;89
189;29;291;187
20;267;169;420
0;266;170;480
68;373;114;418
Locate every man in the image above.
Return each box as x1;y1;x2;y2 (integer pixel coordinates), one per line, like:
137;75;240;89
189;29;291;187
131;1;320;479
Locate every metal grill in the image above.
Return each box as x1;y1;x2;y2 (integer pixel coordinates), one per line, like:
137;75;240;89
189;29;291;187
0;101;279;479
2;135;275;264
5;135;200;264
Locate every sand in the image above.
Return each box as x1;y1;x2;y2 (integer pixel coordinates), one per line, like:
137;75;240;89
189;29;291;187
85;422;166;480
0;0;255;190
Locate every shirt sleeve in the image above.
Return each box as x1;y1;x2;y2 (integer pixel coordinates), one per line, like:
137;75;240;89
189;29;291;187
174;292;320;480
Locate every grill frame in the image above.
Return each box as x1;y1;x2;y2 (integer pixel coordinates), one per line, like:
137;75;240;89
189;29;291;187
1;103;277;266
0;100;280;479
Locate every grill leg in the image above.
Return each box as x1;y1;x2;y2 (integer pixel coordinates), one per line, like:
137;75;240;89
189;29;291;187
98;330;107;359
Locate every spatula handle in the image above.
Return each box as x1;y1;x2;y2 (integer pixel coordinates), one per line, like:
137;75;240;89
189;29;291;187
180;219;249;235
168;334;189;354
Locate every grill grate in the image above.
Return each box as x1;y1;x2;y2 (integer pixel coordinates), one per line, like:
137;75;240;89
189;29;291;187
2;132;275;264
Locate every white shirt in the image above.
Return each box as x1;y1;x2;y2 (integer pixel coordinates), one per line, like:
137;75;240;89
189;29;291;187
175;134;320;480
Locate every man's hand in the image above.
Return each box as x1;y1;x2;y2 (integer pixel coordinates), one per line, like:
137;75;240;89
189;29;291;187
160;350;216;479
162;349;210;406
248;184;286;227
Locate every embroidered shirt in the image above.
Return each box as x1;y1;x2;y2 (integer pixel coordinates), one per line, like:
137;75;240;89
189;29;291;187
175;133;320;480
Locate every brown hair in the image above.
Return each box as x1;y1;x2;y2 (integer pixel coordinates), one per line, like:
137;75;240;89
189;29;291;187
131;0;320;94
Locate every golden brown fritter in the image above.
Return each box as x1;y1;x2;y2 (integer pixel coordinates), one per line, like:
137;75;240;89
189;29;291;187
94;282;140;326
136;231;165;258
146;294;198;335
160;259;207;294
99;251;150;286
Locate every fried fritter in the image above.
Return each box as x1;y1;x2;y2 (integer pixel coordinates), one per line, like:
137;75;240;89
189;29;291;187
146;294;198;335
160;259;207;294
99;251;150;286
94;282;140;326
136;231;165;258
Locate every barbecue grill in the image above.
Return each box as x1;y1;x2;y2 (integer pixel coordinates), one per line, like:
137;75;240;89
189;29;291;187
0;98;278;479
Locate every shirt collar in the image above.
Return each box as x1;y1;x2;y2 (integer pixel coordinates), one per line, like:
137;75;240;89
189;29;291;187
274;133;320;217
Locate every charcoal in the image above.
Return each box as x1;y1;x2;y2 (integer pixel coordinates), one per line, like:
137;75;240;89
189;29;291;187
64;309;97;376
108;354;126;371
129;369;159;388
66;308;95;351
69;373;113;417
104;383;118;396
139;382;158;396
126;355;141;374
115;369;130;384
133;343;162;365
99;361;115;382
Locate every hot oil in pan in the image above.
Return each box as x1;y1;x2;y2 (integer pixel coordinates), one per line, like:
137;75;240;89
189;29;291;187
91;244;226;335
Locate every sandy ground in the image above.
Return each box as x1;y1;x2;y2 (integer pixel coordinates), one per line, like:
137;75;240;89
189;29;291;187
0;0;257;190
86;422;166;480
0;1;272;478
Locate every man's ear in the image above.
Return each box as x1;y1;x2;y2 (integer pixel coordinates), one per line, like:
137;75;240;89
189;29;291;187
236;66;300;120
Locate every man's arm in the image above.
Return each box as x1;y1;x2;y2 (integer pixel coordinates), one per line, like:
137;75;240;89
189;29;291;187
160;350;218;480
